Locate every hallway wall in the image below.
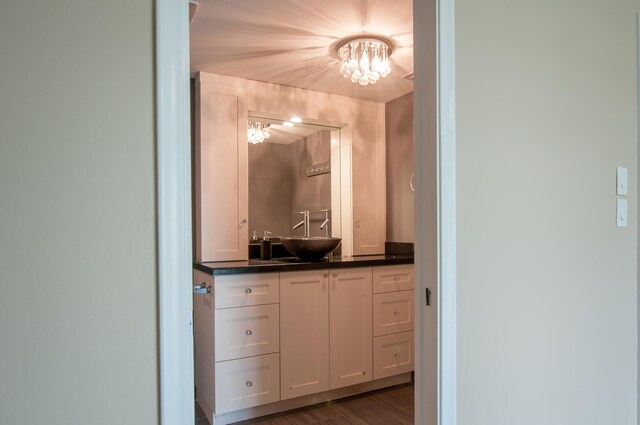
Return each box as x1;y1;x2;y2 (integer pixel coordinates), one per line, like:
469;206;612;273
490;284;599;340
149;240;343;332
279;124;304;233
0;2;158;424
455;1;638;423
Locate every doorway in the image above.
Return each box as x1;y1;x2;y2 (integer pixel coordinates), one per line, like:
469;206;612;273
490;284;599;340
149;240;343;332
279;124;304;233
155;0;456;424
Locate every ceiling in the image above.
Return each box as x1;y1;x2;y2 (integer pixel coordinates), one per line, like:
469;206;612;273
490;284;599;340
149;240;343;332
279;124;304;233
190;0;413;103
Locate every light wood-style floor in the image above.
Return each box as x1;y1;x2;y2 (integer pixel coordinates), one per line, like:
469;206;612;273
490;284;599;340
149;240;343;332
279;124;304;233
195;383;414;425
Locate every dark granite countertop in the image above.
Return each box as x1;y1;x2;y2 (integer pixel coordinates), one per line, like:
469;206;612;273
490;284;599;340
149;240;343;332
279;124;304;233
194;254;414;276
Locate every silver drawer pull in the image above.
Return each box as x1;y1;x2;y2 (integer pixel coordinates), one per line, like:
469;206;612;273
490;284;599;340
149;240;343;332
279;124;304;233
246;381;253;387
245;288;252;294
245;330;252;336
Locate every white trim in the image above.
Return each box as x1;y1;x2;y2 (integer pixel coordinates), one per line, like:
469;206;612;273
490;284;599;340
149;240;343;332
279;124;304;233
414;0;456;424
156;1;194;424
635;13;640;424
437;0;457;422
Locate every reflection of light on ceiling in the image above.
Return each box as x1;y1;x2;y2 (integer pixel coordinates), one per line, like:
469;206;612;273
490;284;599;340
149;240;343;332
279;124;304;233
290;116;302;123
189;0;414;103
282;121;294;127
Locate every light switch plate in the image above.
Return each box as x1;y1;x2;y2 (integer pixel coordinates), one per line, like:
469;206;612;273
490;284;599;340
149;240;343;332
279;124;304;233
617;198;628;227
617;166;628;196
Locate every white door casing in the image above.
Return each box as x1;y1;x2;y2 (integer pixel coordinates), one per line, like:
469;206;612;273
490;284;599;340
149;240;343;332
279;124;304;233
155;0;451;423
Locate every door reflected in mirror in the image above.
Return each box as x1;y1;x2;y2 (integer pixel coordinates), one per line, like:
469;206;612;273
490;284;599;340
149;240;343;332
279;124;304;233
248;116;339;240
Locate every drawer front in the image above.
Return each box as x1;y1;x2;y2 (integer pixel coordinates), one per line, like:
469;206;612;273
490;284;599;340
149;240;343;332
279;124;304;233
215;304;280;361
214;273;279;309
373;331;414;380
214;353;280;414
373;290;414;336
372;265;414;293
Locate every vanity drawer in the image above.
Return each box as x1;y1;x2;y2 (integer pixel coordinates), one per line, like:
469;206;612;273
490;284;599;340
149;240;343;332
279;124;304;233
215;304;280;361
373;290;414;336
214;273;279;309
215;353;280;414
372;265;414;293
373;331;414;380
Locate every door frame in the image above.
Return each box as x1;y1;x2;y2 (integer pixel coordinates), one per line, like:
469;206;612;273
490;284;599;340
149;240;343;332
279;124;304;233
156;0;195;423
154;0;457;424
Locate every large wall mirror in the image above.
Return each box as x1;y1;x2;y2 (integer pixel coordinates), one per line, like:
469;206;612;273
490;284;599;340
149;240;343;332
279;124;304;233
248;114;341;240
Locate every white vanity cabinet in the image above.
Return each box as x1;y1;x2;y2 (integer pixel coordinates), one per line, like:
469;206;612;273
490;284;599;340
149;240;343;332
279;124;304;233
280;267;373;396
193;270;280;424
352;99;386;256
329;268;373;388
194;73;249;262
280;270;330;400
194;263;412;425
371;265;415;379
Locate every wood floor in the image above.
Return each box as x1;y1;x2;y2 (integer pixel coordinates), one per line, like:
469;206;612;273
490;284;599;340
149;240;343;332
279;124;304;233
195;383;414;425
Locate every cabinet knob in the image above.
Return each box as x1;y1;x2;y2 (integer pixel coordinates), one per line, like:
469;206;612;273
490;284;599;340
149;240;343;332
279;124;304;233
246;381;253;387
332;273;338;278
394;311;399;315
245;288;252;294
240;219;247;226
323;273;328;278
393;276;399;282
394;353;400;357
245;330;252;336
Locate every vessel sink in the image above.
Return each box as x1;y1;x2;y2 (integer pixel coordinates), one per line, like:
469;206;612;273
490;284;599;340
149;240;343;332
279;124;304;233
281;237;342;260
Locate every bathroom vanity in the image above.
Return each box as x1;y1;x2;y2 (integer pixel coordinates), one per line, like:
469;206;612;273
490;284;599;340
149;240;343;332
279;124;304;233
193;257;415;425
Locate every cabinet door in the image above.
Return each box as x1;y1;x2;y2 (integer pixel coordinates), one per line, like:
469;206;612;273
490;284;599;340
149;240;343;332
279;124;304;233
352;100;385;255
195;73;248;262
280;270;330;400
329;267;373;389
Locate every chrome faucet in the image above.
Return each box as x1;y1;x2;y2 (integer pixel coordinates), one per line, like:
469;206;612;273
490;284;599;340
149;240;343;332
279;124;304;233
292;211;310;237
320;209;330;237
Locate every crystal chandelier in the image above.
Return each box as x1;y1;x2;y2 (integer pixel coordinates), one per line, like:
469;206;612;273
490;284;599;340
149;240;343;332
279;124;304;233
247;121;270;144
337;37;392;86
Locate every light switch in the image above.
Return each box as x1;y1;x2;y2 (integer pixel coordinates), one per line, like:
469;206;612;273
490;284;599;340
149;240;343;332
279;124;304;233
616;166;628;196
617;198;628;227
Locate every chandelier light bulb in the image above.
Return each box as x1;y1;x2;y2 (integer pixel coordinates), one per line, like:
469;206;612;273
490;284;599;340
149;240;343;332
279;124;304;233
337;37;392;86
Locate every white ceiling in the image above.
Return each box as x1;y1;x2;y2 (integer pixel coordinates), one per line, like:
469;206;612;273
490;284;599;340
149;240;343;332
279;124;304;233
190;0;413;103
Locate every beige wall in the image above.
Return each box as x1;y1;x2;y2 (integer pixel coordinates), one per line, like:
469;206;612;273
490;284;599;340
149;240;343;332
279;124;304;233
456;1;638;423
386;92;415;243
0;2;158;424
